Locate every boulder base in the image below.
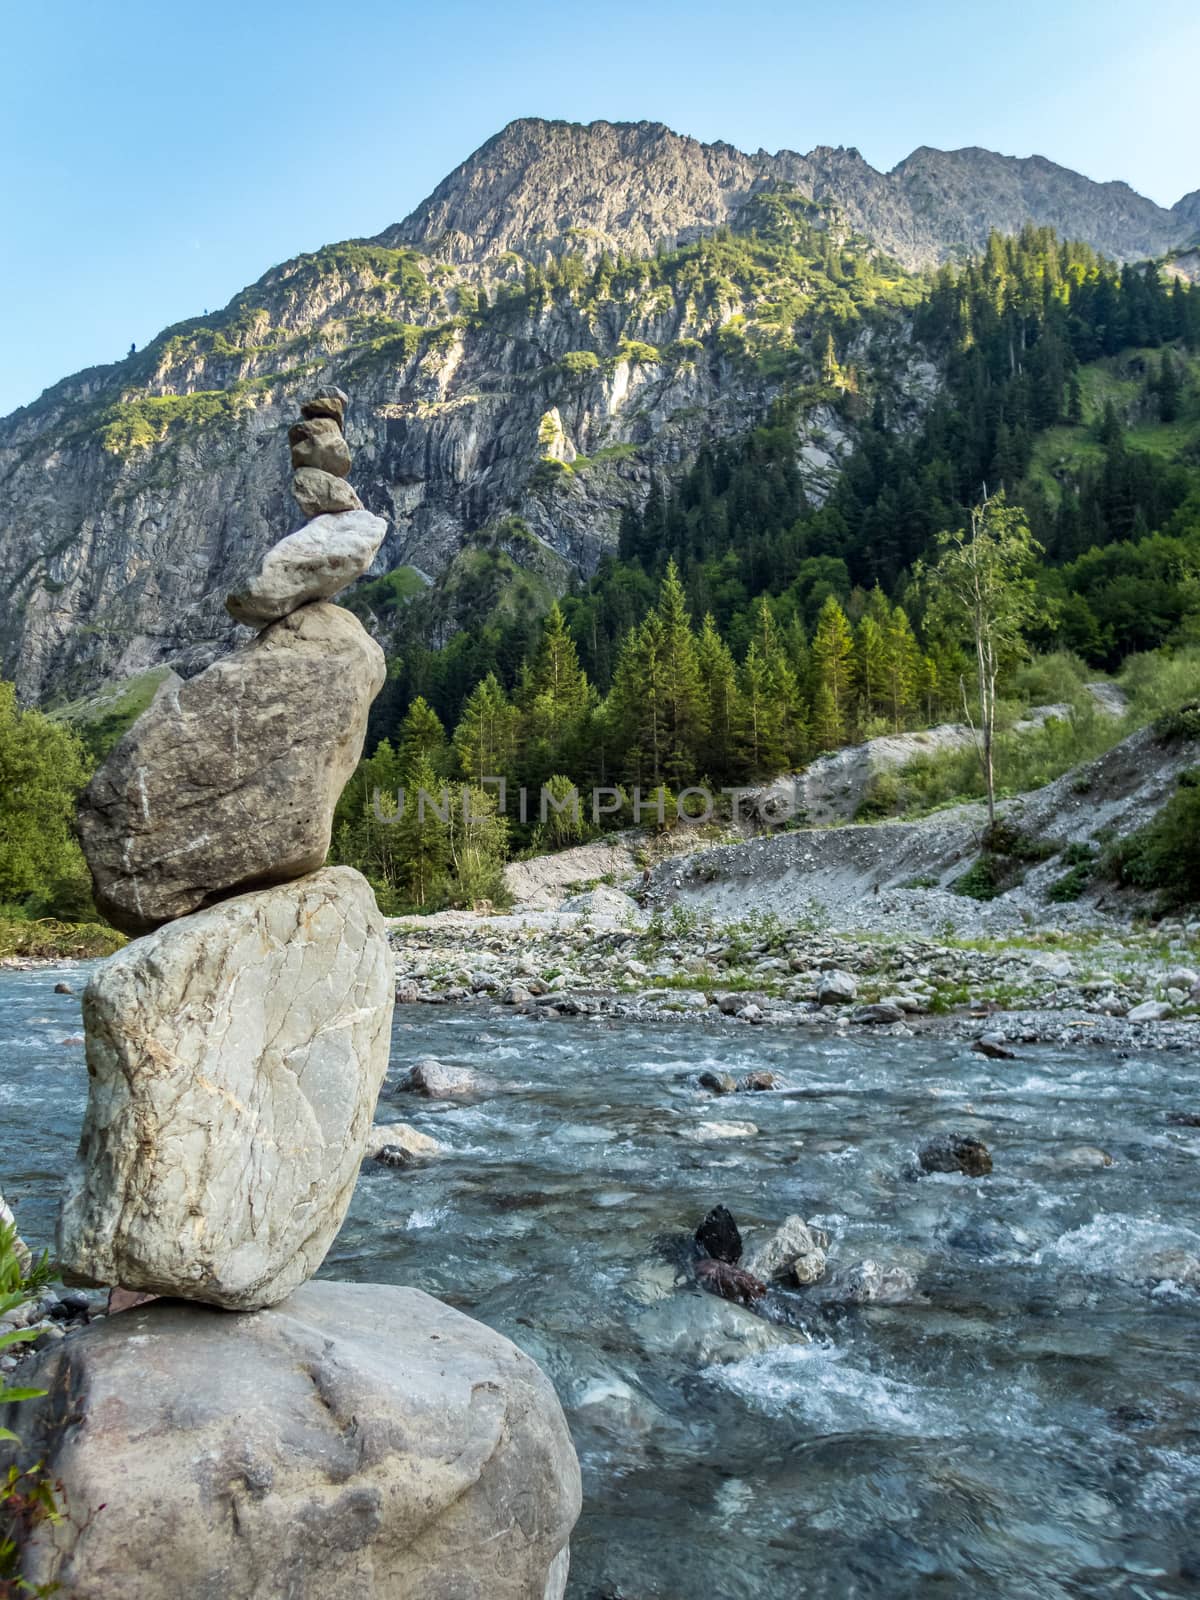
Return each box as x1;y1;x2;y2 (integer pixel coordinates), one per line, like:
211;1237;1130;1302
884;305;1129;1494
77;602;384;935
58;868;393;1309
6;1281;580;1600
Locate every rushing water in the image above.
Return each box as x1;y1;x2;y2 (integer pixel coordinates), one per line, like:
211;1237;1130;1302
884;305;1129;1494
3;967;1200;1597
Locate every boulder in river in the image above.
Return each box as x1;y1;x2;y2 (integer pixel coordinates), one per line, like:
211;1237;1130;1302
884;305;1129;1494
400;1056;477;1097
852;1001;906;1025
77;602;384;936
695;1203;743;1264
363;1121;441;1161
833;1258;919;1305
918;1134;993;1177
58;869;393;1310
698;1069;737;1095
226;509;386;625
744;1216;828;1286
738;1070;780;1092
973;1032;1016;1060
3;1281;580;1600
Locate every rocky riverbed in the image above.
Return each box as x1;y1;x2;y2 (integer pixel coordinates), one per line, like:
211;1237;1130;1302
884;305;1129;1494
389;901;1200;1053
5;964;1200;1598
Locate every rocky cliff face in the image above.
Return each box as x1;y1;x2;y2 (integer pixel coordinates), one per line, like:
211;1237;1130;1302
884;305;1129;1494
1;118;1194;705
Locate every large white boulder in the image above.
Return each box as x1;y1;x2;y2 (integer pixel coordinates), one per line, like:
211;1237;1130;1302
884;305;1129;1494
4;1281;580;1600
58;868;394;1310
77;602;384;935
226;509;387;625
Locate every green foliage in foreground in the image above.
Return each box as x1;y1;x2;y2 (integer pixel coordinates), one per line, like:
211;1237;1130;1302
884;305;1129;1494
1;1223;61;1596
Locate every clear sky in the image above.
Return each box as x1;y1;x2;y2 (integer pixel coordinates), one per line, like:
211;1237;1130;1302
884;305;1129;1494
1;0;1197;417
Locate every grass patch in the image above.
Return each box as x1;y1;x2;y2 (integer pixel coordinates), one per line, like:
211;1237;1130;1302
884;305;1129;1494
0;918;124;960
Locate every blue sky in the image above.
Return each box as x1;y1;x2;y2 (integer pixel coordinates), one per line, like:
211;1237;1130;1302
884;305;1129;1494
1;0;1197;416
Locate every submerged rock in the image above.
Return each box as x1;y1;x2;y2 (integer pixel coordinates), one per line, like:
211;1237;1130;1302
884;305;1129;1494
918;1134;993;1177
739;1070;780;1092
695;1204;742;1264
695;1257;767;1306
682;1120;758;1142
226;510;386;625
973;1032;1016;1059
698;1069;737;1095
4;1281;580;1600
832;1258;919;1305
58;869;393;1310
77;603;384;936
744;1216;827;1286
363;1121;441;1161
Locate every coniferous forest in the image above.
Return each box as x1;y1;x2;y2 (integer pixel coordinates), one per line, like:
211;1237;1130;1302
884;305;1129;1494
330;229;1200;912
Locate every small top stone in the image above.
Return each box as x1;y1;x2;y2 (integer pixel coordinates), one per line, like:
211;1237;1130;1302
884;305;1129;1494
300;386;349;427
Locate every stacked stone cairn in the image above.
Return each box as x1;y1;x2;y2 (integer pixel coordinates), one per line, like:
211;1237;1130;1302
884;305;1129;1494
3;390;580;1599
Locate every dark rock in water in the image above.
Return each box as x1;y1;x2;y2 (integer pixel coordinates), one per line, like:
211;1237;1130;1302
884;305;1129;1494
739;1070;779;1092
695;1257;767;1305
375;1145;415;1169
852;1002;905;1025
698;1070;736;1095
695;1204;742;1263
53;981;73;995
973;1033;1017;1060
918;1134;993;1177
1167;1111;1200;1127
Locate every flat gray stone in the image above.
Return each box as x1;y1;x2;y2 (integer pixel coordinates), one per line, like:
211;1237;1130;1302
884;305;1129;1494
78;602;384;935
5;1280;580;1599
58;868;394;1310
226;510;386;625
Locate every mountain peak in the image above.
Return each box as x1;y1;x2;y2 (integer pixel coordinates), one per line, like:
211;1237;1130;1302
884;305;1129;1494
382;120;1192;273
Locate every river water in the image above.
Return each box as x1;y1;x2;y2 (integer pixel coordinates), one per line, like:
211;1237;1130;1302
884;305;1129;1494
2;967;1199;1597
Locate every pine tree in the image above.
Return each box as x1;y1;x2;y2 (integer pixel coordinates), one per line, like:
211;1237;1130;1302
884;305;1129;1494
654;560;708;785
809;595;855;749
391;750;451;909
518;601;592;784
1158;351;1181;424
452;673;519;789
882;606;923;730
696;612;742;780
396;696;448;775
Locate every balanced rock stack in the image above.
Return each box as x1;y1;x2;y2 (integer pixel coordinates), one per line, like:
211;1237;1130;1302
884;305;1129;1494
64;386;393;1299
4;390;580;1600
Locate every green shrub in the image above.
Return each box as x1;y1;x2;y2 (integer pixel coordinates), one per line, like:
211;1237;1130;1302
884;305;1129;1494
1154;700;1200;742
1106;770;1200;908
952;857;1005;900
